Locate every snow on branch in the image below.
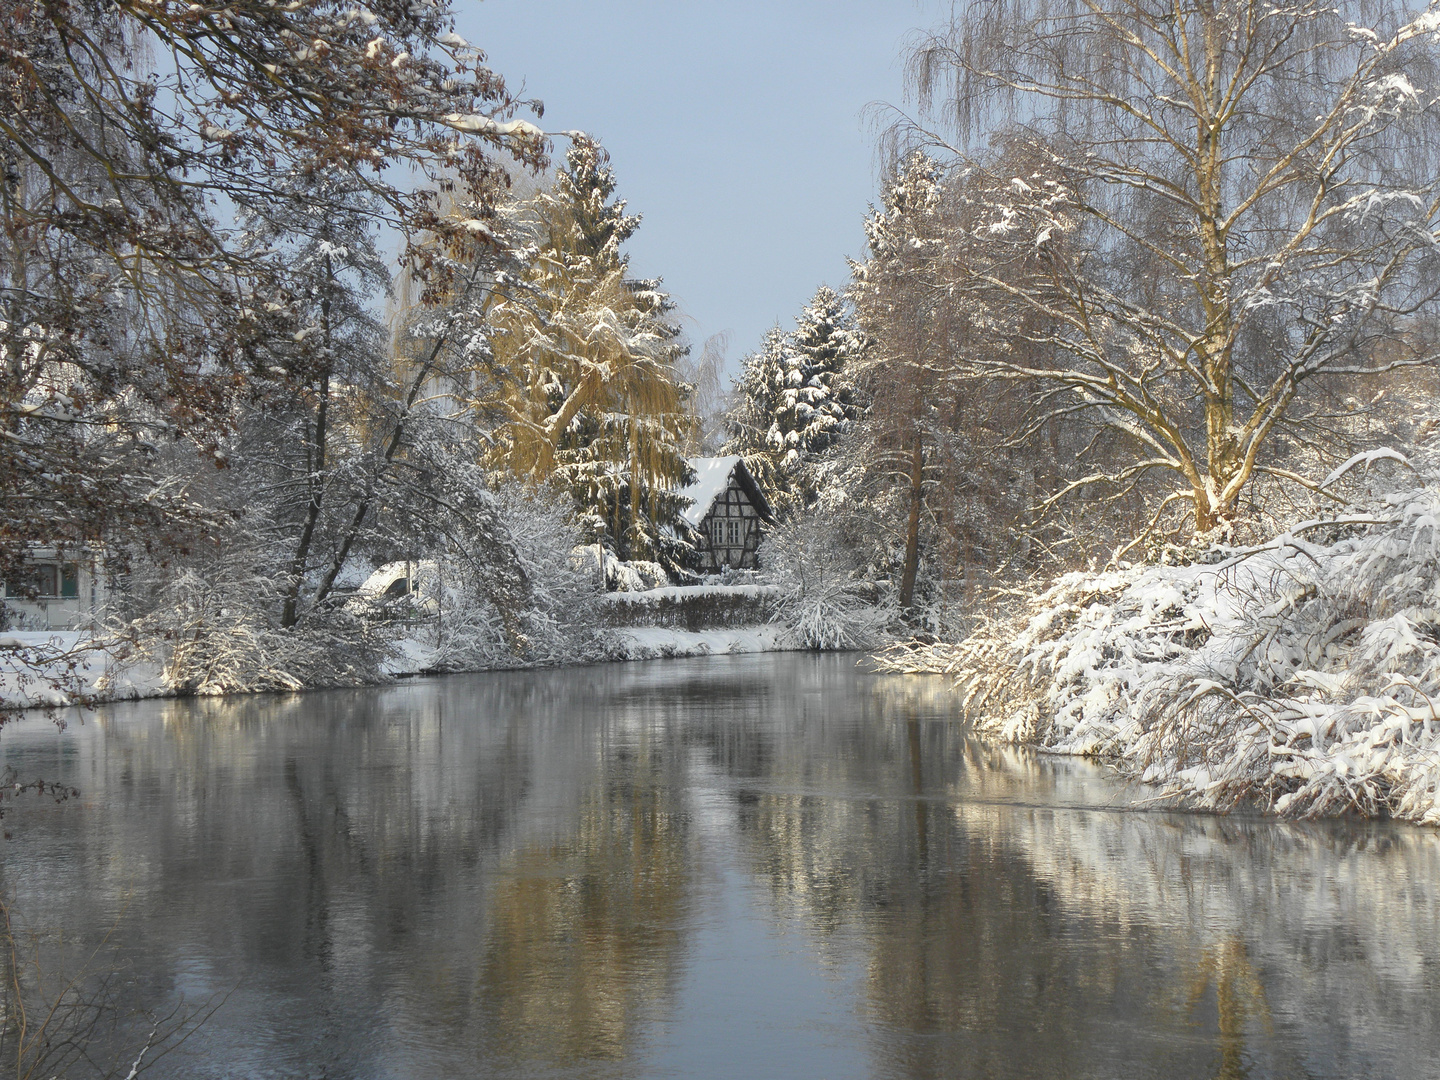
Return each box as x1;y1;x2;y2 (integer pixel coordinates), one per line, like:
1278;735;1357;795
442;114;545;138
876;461;1440;824
1320;447;1414;489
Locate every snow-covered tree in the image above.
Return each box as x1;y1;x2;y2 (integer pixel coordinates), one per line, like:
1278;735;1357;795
1;0;548;586
235;166;394;628
723;325;799;516
723;289;864;517
477;138;697;576
781;286;863;463
847;152;959;615
835;149;1080;620
426;480;603;669
894;0;1440;540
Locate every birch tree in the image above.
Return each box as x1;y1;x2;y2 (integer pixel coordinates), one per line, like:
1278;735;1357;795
897;0;1440;537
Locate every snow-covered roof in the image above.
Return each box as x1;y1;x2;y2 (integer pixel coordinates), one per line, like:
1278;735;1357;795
678;456;741;528
677;456;774;528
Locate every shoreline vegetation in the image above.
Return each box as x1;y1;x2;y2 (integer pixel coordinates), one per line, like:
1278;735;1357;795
0;582;801;716
10;0;1440;835
12;452;1440;830
876;455;1440;827
11;455;1440;829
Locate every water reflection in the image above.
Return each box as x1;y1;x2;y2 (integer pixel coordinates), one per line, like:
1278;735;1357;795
0;654;1435;1079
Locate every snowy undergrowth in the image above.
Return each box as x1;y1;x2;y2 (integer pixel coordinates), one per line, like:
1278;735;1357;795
880;462;1440;823
760;517;893;650
116;558;390;697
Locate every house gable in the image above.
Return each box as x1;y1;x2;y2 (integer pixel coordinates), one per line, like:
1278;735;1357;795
679;457;774;573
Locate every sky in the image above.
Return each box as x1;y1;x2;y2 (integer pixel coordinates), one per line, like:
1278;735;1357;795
455;0;948;376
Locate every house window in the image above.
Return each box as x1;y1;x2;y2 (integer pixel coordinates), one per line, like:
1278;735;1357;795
3;563;81;599
34;565;57;597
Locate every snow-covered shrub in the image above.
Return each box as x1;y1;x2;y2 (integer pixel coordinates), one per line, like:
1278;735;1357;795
879;453;1440;823
429;482;603;670
115;548;388;695
760;516;892;649
569;546;670;593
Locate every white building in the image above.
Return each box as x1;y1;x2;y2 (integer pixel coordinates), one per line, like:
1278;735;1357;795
1;547;108;630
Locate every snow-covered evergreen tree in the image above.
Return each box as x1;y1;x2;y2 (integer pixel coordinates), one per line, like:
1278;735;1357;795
777;286;863;464
723;325;798;516
724;288;865;518
479;137;697;578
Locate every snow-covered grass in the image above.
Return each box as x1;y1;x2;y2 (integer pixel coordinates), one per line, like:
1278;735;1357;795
878;457;1440;824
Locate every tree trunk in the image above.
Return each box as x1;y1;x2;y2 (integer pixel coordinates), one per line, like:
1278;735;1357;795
281;261;333;629
310;258;487;613
280;362;329;627
307;261;535;656
898;433;924;617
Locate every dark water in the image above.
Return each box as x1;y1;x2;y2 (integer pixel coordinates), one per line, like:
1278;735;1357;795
0;653;1437;1079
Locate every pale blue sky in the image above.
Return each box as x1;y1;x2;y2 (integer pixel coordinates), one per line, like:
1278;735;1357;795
456;1;946;373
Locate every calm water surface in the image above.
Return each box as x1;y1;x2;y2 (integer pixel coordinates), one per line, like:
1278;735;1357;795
1;653;1437;1079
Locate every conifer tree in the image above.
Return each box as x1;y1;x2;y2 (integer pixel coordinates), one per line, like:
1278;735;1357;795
480;138;696;576
780;286;863;462
724;288;864;516
723;326;798;517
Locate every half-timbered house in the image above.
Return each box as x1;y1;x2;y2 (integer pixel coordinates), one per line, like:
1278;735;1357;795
678;456;774;572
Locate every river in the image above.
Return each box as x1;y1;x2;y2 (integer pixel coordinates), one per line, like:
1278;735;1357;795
0;653;1435;1079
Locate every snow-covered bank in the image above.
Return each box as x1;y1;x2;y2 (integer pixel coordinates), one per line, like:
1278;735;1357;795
0;632;164;713
0;618;796;715
878;460;1440;825
605;625;787;660
381;622;790;674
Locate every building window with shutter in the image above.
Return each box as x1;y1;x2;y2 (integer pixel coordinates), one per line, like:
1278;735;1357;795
3;562;80;599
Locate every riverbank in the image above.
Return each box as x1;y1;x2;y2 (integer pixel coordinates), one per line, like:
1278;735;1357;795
0;622;795;713
877;478;1440;825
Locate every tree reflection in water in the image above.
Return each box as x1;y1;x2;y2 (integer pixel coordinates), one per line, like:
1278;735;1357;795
0;654;1432;1079
475;736;691;1066
1185;939;1272;1080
